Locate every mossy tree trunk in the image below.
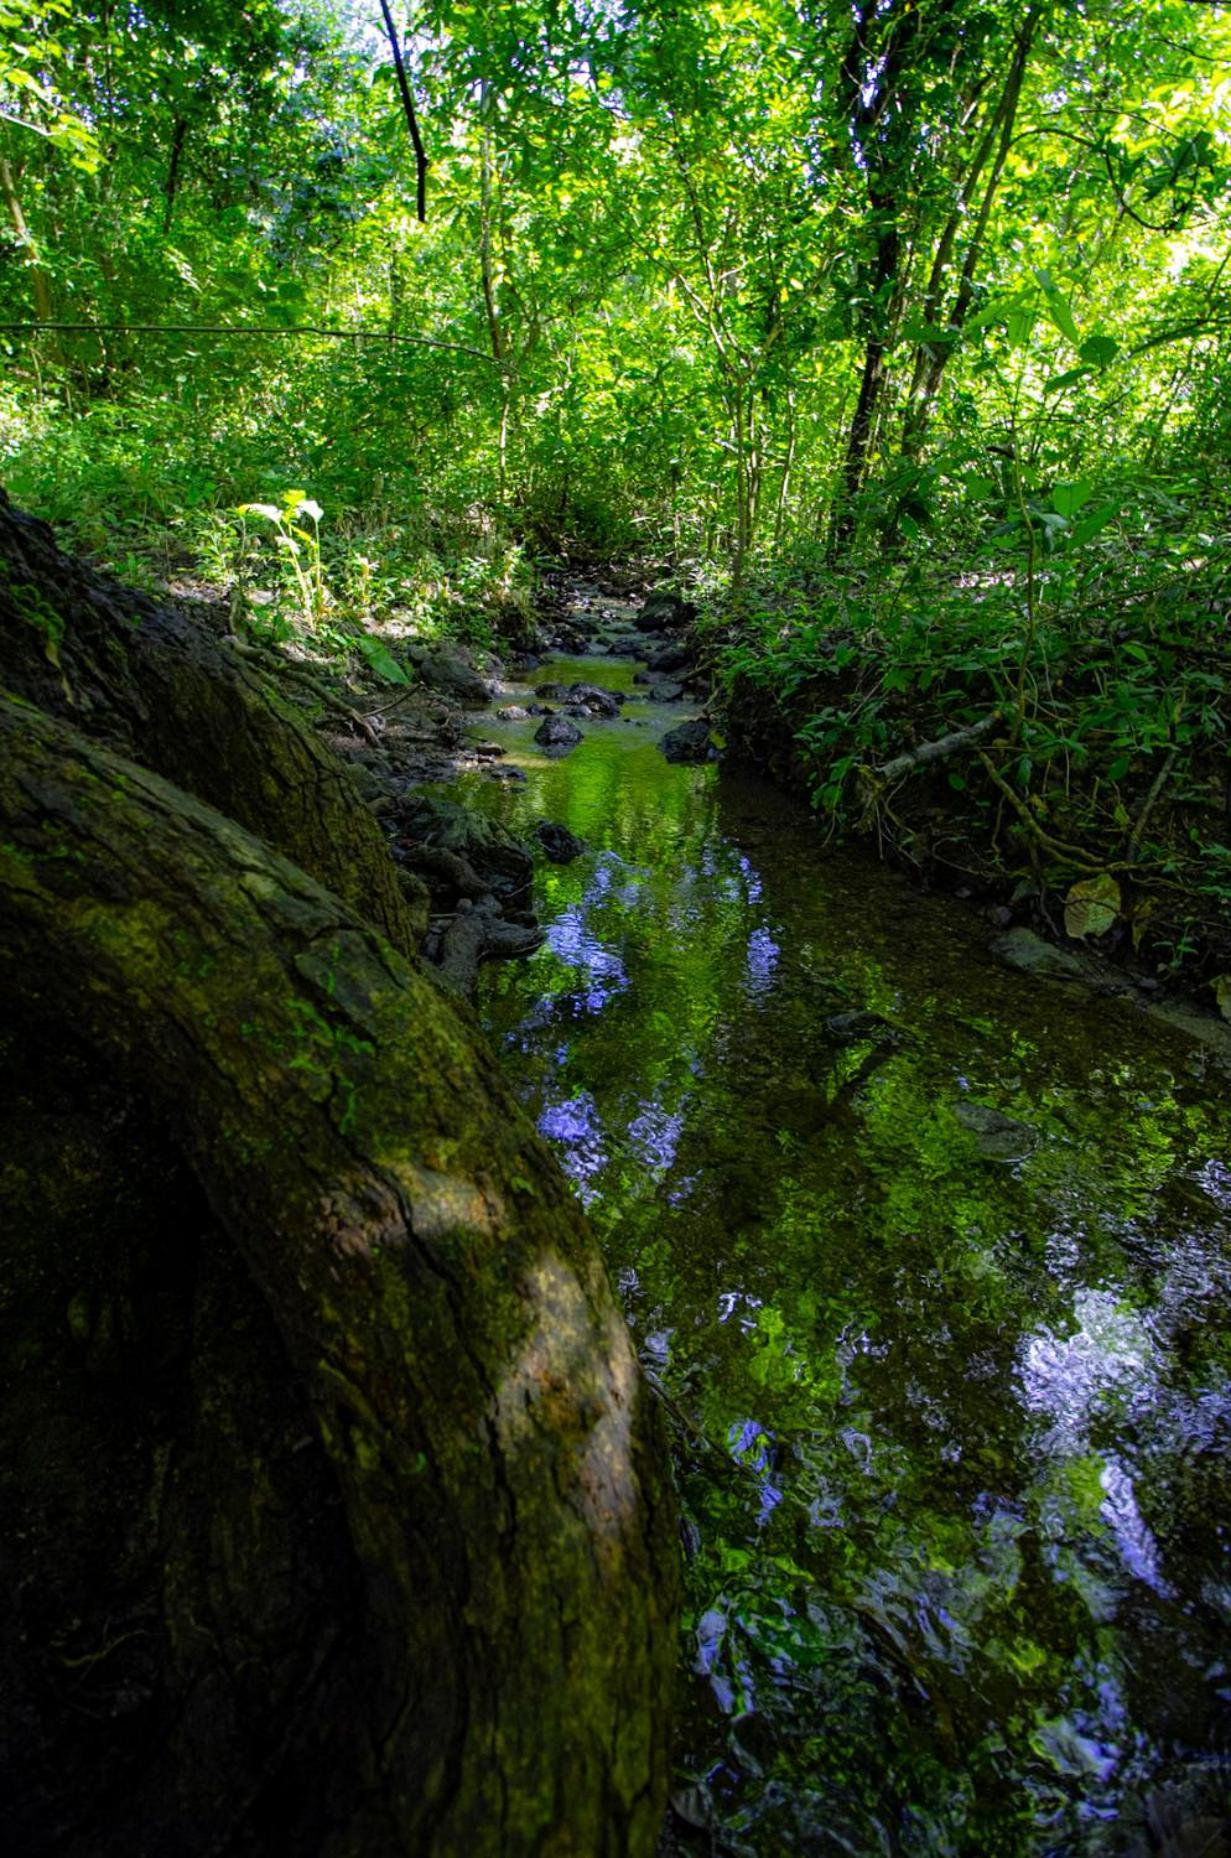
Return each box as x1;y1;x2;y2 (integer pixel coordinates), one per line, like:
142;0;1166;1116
0;508;679;1853
0;488;427;956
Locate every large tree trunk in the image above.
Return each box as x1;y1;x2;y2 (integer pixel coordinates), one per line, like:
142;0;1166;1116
0;508;680;1852
0;489;428;960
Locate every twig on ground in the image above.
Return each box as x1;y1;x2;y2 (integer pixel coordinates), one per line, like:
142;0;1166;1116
865;709;1002;789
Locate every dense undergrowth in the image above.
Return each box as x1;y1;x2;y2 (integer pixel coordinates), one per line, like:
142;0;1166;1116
4;0;1231;1001
2;374;543;662
705;504;1231;993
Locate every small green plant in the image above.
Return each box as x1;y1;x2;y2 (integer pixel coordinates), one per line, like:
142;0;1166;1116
236;490;327;628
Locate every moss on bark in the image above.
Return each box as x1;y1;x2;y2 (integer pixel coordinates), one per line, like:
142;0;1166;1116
0;506;680;1854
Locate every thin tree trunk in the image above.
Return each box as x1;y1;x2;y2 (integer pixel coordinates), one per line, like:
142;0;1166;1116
163;116;188;234
901;14;1038;459
0;155;53;321
828;213;901;556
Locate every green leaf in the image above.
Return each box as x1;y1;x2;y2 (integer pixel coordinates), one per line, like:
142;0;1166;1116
1071;503;1121;546
1044;367;1090;395
1053;480;1095;519
1080;334;1119;368
354;634;410;686
1036;272;1082;347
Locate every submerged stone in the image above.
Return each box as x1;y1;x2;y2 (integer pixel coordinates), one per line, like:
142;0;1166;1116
954;1099;1038;1160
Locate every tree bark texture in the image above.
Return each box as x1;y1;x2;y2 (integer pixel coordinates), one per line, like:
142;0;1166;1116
0;488;428;959
0;693;679;1856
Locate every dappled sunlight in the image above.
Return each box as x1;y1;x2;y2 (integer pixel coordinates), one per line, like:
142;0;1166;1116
494;1250;642;1554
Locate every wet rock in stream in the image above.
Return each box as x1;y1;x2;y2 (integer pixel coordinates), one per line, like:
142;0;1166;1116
647;643;694;673
990;925;1131;993
953;1100;1038;1161
535;715;584;753
536;682;625;717
635;589;696;634
402;640;492;705
660;719;715;763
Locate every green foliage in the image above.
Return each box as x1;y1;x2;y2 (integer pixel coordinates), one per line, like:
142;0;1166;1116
1;0;1229;960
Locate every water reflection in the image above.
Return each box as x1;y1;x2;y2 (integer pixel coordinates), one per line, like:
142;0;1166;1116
449;655;1231;1855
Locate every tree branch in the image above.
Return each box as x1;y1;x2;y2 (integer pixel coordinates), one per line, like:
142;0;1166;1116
0;320;496;362
868;709;1003;786
377;0;428;223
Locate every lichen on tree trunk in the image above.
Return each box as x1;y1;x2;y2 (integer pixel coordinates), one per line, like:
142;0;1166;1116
0;506;680;1854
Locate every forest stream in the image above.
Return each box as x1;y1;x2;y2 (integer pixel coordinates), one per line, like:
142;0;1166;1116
439;593;1231;1856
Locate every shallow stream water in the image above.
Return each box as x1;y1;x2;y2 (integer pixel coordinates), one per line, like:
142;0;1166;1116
446;635;1231;1855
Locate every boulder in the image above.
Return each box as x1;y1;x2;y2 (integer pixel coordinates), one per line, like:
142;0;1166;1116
660;720;714;763
954;1101;1038;1161
536;682;624;718
536;821;586;865
534;715;584;753
648;644;693;673
404;641;491;705
393;792;534;908
989;926;1130;991
635;590;696;635
648;681;684;703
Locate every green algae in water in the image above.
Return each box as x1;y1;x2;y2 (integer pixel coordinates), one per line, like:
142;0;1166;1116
450;664;1231;1855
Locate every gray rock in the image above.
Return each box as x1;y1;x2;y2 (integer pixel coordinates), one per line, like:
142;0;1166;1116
536;681;624;717
648;681;684;702
991;927;1092;983
534;715;584;753
660;719;714;763
1150;999;1231;1063
496;705;528;721
648;643;693;672
954;1101;1038;1161
404;641;491;705
635;589;696;634
394;792;533;908
990;926;1130;994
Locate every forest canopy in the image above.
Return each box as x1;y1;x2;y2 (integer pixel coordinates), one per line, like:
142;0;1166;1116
3;0;1229;561
6;0;1229;973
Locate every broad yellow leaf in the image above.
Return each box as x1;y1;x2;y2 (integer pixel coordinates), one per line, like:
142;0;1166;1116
1064;874;1120;940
